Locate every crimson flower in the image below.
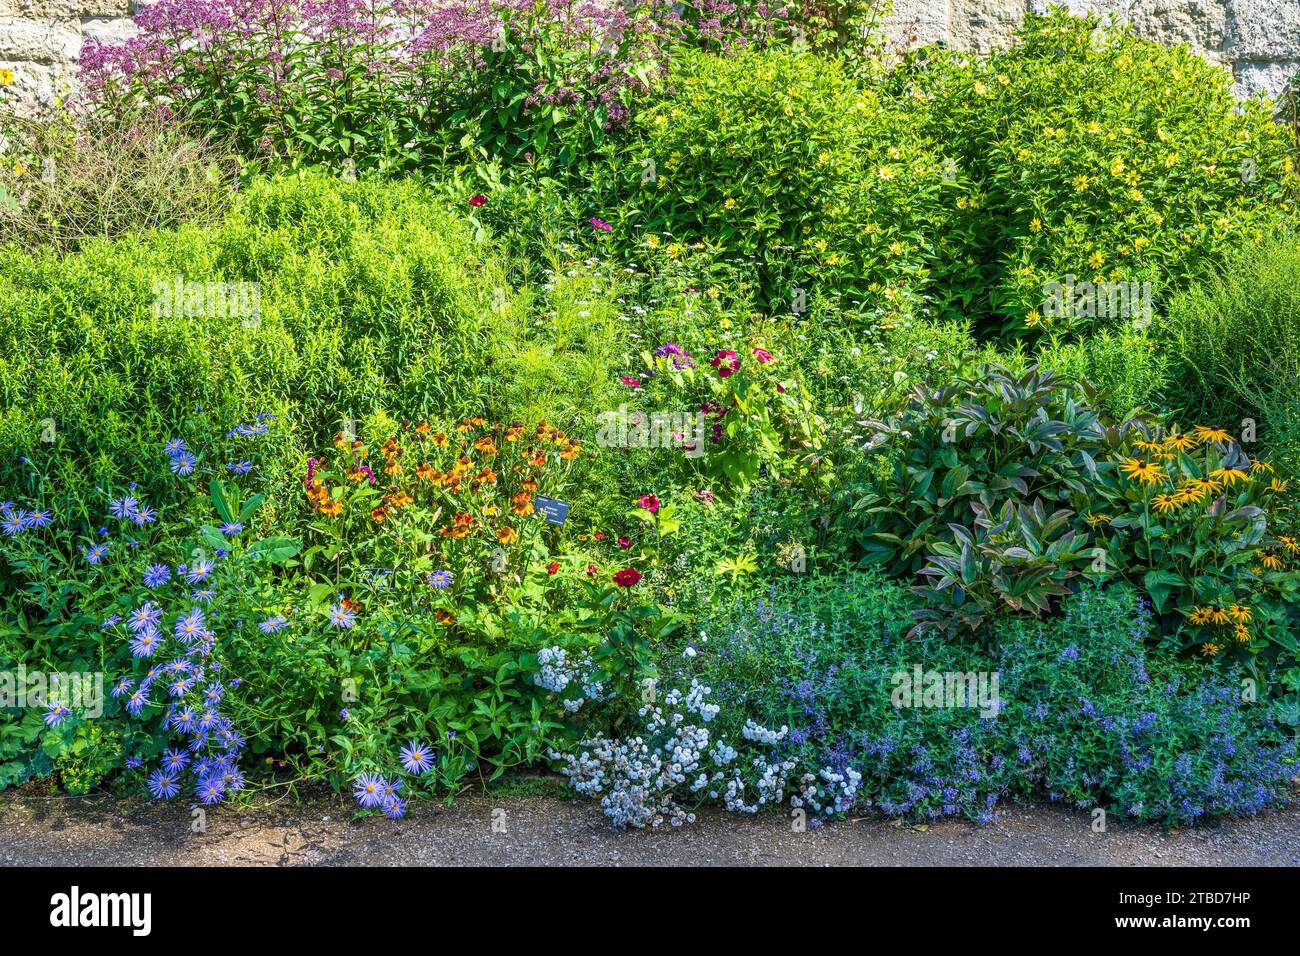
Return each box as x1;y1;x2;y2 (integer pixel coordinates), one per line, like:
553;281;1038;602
711;350;740;378
618;535;631;549
752;347;775;363
638;494;660;513
469;194;487;207
613;568;642;587
546;561;559;575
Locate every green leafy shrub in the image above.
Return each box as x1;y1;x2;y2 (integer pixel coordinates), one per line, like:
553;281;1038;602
0;170;624;524
902;7;1298;337
612;47;955;312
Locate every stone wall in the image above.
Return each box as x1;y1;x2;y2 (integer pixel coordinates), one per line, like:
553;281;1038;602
0;0;1297;116
884;0;1300;98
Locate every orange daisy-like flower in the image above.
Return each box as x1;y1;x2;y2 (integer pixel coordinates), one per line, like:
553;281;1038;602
385;462;403;476
390;491;414;508
1191;425;1232;445
1233;622;1250;643
1207;606;1231;626
1249;458;1274;474
434;609;455;624
511;492;534;517
497;525;518;545
559;441;582;461
431;432;449;448
415;420;431;435
521;477;539;493
416;463;436;480
319;497;342;517
1261;553;1283;571
1200;642;1223;657
474;437;498;455
1117;457;1166;485
1269;478;1289;493
1279;535;1299;555
475;468;498;485
1227;604;1252;624
1188;606;1213;626
371;507;388;524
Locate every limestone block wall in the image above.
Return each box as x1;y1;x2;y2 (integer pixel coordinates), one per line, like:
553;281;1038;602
884;0;1300;98
0;0;1296;116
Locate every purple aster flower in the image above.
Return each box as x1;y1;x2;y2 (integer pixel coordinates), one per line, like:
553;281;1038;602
125;756;143;769
162;749;189;773
195;777;225;805
131;505;157;526
174;608;206;643
129;602;162;633
428;570;453;590
163;438;190;458
125;689;150;716
218;522;243;536
186;560;212;583
170;453;197;476
148;769;180;799
130;629;161;658
44;702;70;727
258;615;289;633
400;740;434;774
227;461;253;474
1;512;27;535
328;604;356;629
111;678;134;699
143;564;171;588
384;797;407;820
23;509;52;528
353;773;386;808
109;497;139;520
84;544;109;564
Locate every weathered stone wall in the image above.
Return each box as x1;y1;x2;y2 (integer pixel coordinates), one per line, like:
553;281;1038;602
884;0;1300;98
0;0;1297;116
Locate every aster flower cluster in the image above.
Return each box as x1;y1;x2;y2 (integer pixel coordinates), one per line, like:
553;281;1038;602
351;739;438;819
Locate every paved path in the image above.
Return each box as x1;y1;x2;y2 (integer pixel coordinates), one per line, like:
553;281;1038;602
2;790;1298;866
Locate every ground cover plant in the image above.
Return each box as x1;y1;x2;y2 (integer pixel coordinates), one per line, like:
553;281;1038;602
1;4;1298;829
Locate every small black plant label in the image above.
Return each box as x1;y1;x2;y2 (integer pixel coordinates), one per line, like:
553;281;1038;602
535;496;570;526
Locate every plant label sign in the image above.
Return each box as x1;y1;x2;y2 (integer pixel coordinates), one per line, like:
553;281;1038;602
535;496;570;526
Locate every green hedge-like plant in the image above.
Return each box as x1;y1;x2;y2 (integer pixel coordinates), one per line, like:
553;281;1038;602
901;7;1298;338
611;47;956;313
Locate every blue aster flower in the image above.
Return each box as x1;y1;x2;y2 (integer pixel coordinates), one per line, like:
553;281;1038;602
84;543;109;564
148;769;180;799
129;602;162;633
384;797;407;820
400;740;434;774
195;777;225;805
1;511;27;535
162;749;190;774
218;522;244;536
170;453;197;476
258;615;289;634
227;461;253;474
111;678;134;699
109;497;138;520
131;505;157;526
44;702;70;727
186;561;212;583
163;438;190;459
125;756;143;769
129;630;161;658
174;608;206;643
143;564;171;588
429;570;453;590
328;604;356;629
23;509;52;528
353;773;386;808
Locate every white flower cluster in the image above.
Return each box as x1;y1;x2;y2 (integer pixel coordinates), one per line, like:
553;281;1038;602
550;680;798;828
534;645;607;713
791;767;863;817
741;719;789;744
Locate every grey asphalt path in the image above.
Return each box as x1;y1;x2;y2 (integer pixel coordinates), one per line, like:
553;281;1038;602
2;790;1298;866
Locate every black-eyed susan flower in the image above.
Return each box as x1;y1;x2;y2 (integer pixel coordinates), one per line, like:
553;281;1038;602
1191;425;1232;445
1209;466;1248;486
1118;457;1166;485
